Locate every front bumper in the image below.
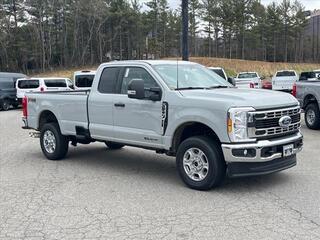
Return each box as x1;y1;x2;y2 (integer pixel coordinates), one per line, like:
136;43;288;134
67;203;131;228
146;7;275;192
222;132;303;177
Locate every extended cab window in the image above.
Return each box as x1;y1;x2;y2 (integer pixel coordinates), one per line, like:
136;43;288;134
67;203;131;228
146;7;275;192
120;67;159;97
98;67;120;93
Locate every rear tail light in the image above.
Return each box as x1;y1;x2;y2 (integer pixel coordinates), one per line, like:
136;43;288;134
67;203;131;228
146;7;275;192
40;87;44;92
249;82;255;88
292;83;297;97
22;96;28;117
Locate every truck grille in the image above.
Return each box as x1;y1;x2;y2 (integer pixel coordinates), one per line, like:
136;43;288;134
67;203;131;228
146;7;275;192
248;106;301;139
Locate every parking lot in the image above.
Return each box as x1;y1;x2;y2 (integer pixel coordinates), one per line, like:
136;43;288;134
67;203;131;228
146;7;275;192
0;109;320;240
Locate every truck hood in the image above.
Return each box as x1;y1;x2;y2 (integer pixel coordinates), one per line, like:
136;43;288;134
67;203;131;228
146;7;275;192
179;88;298;110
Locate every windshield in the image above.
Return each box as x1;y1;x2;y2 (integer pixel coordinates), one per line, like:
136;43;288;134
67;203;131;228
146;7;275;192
276;71;296;77
237;73;257;79
153;64;230;89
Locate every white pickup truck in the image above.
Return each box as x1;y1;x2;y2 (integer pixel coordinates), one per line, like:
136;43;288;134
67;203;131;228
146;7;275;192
272;70;299;91
22;60;303;190
234;72;262;89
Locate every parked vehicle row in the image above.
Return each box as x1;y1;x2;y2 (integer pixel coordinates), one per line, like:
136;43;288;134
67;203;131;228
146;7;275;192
22;60;303;190
16;77;74;101
0;70;97;111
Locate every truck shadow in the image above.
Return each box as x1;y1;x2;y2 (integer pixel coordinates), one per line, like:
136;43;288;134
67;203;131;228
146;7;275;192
62;144;293;192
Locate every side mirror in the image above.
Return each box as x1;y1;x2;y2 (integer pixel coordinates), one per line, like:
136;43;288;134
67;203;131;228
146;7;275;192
148;87;162;101
128;79;145;99
228;77;236;86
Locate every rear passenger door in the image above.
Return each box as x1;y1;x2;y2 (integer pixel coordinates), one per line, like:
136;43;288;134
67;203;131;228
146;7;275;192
112;66;164;148
88;67;120;140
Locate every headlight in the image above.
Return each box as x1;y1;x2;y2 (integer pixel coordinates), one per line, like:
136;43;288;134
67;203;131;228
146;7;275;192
227;107;255;142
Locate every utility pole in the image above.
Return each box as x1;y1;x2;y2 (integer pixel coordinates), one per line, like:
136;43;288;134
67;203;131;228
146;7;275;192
182;0;189;61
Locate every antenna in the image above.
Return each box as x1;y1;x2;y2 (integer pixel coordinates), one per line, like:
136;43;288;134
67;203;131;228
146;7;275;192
176;58;179;89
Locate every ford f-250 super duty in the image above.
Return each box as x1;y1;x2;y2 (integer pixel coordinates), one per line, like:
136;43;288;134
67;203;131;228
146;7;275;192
22;60;303;190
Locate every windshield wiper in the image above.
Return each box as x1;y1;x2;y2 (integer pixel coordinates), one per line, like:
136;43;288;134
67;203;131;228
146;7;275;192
207;85;230;89
175;87;207;90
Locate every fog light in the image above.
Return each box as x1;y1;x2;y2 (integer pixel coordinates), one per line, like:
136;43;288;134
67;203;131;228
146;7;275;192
232;149;256;158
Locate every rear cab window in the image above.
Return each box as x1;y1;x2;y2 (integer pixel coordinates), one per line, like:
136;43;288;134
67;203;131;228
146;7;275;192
75;75;94;88
44;79;67;88
276;71;296;77
17;79;40;89
237;73;258;79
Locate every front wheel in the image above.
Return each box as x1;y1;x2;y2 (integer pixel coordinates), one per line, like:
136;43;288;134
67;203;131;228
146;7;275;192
176;136;226;190
40;123;69;160
305;103;320;130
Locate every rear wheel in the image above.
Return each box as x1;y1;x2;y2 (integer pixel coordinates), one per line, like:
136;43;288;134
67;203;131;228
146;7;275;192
12;102;19;109
1;99;10;111
105;141;125;150
305;103;320;130
40;123;69;160
176;136;226;190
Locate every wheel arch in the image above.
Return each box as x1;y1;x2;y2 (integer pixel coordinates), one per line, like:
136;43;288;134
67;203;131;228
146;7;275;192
303;94;318;109
38;110;59;130
171;121;221;154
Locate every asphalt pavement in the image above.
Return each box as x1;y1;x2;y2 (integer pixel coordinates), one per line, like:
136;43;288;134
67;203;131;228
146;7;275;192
1;109;320;240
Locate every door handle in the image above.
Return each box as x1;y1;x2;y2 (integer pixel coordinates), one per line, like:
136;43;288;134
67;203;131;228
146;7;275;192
114;103;125;107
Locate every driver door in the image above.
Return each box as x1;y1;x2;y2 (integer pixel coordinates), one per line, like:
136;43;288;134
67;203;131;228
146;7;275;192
112;66;164;148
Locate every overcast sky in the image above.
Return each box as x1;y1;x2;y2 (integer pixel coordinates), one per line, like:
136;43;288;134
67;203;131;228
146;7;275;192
141;0;320;11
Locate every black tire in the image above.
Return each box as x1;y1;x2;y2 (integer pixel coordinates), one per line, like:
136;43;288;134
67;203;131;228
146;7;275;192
176;136;226;190
12;103;19;109
105;141;125;150
1;99;10;111
305;103;320;130
40;122;69;160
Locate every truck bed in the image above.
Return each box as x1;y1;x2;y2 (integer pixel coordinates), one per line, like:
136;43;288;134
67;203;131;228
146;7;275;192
26;90;90;136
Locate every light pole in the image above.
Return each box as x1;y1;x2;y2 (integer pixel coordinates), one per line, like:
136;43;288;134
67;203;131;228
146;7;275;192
182;0;189;61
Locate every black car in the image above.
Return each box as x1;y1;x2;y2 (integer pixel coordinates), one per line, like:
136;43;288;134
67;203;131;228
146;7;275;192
0;72;27;111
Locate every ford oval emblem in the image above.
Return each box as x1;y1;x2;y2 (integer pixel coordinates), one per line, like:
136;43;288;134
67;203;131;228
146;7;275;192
279;116;292;128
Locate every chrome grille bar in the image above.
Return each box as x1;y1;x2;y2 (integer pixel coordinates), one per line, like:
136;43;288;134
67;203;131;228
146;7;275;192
248;106;301;138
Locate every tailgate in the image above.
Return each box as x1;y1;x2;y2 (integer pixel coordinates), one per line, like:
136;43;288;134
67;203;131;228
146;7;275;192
273;77;296;90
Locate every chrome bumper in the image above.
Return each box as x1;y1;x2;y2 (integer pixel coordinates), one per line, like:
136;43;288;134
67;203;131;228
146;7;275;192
222;132;303;163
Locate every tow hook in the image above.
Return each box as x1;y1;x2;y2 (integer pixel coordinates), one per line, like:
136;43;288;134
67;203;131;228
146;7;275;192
29;131;40;138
